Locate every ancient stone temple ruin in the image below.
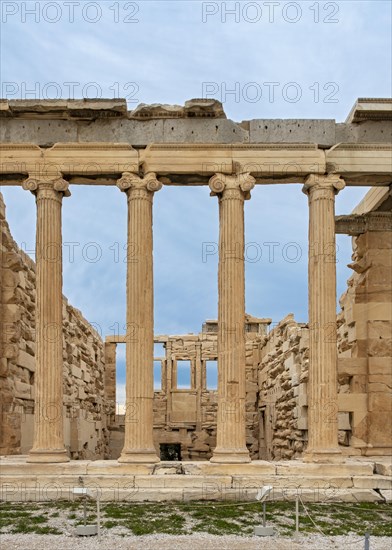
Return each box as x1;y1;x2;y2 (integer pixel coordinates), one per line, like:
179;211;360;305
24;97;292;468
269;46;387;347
0;97;391;502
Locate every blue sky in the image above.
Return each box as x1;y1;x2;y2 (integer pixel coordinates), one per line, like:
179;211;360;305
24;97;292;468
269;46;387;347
1;0;391;398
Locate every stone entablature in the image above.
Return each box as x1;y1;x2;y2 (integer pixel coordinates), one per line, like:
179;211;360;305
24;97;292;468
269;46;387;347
346;98;392;123
335;212;392;235
1;142;390;189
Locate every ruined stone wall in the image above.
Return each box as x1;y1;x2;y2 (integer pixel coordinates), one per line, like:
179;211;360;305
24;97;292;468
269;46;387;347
337;229;392;456
257;314;355;461
257;315;309;460
0;192;109;458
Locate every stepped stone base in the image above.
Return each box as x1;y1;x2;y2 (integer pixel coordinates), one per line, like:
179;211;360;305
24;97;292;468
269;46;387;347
1;456;390;503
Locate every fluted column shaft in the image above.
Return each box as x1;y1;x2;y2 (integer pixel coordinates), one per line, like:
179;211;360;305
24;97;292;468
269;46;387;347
303;174;345;461
23;176;70;463
209;172;254;463
117;172;161;463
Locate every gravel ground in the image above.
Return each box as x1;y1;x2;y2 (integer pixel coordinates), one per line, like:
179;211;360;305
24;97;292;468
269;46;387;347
0;534;391;550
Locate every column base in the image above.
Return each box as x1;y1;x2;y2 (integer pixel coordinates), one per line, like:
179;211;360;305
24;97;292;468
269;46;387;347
118;449;160;464
210;448;251;464
26;449;70;463
304;447;342;463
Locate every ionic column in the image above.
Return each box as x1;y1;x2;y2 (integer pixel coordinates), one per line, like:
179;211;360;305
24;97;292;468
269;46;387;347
303;174;345;462
209;172;255;463
166;340;173;424
23;176;70;463
116;172;161;463
195;342;202;430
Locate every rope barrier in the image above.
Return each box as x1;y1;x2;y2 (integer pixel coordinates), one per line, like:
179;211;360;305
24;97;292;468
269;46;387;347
298;496;371;547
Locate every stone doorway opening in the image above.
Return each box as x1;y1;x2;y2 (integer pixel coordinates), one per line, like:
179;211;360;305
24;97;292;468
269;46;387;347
160;443;182;461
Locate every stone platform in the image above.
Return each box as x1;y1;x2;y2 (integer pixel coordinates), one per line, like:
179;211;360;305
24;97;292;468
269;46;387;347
1;456;391;503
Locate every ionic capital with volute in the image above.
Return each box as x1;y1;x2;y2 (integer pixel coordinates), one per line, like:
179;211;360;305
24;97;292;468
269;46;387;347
209;171;255;200
116;172;162;200
302;174;345;197
22;174;71;200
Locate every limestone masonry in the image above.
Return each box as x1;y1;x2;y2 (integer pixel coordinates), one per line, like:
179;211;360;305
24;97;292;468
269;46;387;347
0;98;391;502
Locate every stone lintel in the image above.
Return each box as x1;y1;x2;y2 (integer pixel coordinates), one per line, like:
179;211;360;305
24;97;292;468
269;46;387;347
1;143;390;186
335;212;392;235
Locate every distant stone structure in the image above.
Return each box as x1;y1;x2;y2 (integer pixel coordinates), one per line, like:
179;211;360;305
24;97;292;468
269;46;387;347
0;98;391;502
107;316;270;461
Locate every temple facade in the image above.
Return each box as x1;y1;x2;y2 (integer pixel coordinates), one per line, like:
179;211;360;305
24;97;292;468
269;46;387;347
0;97;391;502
